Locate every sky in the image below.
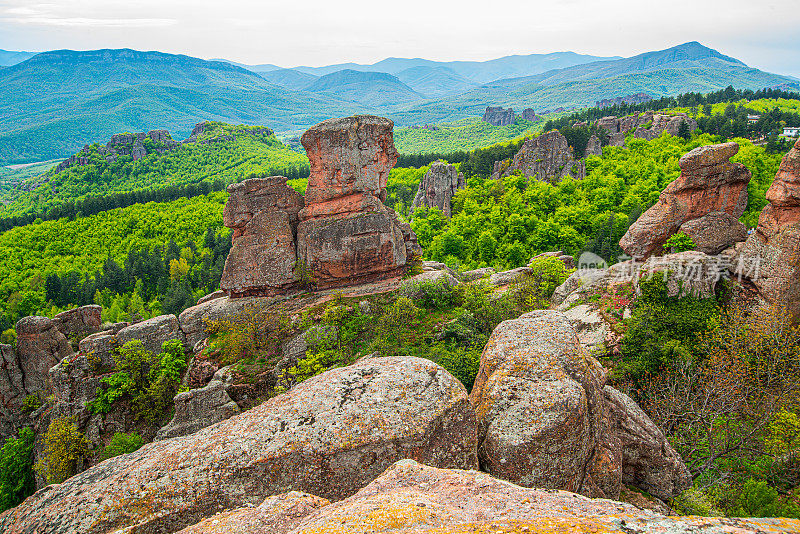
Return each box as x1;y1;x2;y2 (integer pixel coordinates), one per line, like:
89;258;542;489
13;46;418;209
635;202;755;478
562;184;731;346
1;0;799;78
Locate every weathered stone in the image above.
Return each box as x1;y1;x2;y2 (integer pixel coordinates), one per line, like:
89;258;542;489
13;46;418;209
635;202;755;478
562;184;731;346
115;314;186;355
530;250;575;269
0;357;477;533
0;344;25;438
301;115;397;206
563;304;609;353
603;386;691;502
482;106;515;126
462;267;495;281
679;211;748;254
196;290;225;306
586;134;603;156
155;367;240;441
77;332;118;368
521;107;537;121
620;142;751;258
493;130;585;183
488;266;532;286
16;316;73;394
223;176;304;234
736;138;800;322
220;177;304;297
469;310;612;497
410;161;464;218
252;460;769;534
176;491;330;534
296;210;408;288
53;305;102;339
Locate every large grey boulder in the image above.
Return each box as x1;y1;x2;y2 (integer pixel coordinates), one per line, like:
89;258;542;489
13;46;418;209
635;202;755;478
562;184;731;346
469;310;691;502
489;266;532;286
53;305;102;340
410;161;465;218
16;316;73;394
115;314;186;354
179;295;282;348
0;357;478;533
155;367;240;441
469;310;612;497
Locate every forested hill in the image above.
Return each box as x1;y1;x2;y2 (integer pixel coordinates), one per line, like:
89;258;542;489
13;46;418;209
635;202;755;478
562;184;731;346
0;122;310;224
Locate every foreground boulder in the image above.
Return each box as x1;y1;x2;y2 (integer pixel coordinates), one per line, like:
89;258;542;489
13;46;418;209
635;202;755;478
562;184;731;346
679;210;748;255
469;310;690;501
737;138;800;322
410;160;464;218
620;142;751;258
0;357;477;533
175;460;796;534
469;310;611;496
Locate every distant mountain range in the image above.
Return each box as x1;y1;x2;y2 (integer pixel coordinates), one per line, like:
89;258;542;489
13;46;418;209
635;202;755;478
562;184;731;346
0;42;797;164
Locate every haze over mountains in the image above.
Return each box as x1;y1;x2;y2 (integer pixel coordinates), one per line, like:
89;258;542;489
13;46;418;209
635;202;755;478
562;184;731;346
0;41;797;164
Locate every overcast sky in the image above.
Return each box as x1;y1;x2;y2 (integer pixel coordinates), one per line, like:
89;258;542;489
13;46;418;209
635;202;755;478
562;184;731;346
1;0;798;78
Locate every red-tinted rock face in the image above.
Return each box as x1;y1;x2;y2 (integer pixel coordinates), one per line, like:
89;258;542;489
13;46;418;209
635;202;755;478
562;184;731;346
296;115;418;289
300;115;397;206
620;142;751;258
218;116;418;296
220;177;304;297
737;138;800;322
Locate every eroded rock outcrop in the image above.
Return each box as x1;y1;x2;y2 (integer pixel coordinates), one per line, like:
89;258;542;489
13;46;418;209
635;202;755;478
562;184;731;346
219;177;304;296
679;211;748;255
737;138;800;322
16;316;73;395
620;142;751;258
596;111;697;146
469;310;690;501
482;106;515;126
492;130;585;183
171;460;793;534
410;161;464;217
0;357;478;533
296;115;419;288
217;116;419;296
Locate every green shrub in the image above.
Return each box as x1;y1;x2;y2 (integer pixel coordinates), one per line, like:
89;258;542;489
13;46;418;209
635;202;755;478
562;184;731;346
399;277;458;310
88;339;189;423
0;329;16;348
734;479;778;517
0;427;35;512
99;432;144;461
206;305;291;366
664;232;696;253
429;342;483;392
20;394;42;415
617;272;719;385
510;256;572;310
34;415;89;484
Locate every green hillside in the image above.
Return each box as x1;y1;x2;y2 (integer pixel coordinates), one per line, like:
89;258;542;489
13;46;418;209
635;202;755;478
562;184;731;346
394;117;541;154
0;49;356;164
0;122;309;219
0;192;228;330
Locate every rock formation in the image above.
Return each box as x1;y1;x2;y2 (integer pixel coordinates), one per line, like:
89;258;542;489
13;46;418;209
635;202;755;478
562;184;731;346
620;142;751;258
595;111;697;146
219;177;305;296
469;310;690;501
482;106;515;126
736;138;800;322
218;116;418;296
167;460;797;534
410;160;465;217
596;93;653;108
0;357;478;533
586;133;603;156
15;316;73;395
679;211;748;255
521;107;537;120
54;130;181;173
492;130;585;182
